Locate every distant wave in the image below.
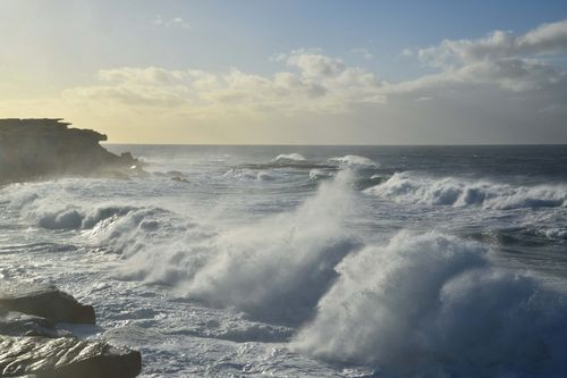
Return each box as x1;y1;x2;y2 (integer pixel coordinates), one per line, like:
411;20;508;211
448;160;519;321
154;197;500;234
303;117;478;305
309;169;334;181
293;231;567;376
222;168;276;181
328;155;378;169
236;152;339;171
236;154;378;172
542;227;567;240
274;153;306;162
365;172;567;209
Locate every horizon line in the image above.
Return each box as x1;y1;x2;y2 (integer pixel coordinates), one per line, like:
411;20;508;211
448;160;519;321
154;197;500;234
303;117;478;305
103;142;567;147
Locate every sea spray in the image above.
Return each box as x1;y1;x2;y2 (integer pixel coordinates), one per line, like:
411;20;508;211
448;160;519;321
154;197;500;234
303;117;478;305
99;169;359;324
2;145;567;377
293;231;567;376
184;170;359;324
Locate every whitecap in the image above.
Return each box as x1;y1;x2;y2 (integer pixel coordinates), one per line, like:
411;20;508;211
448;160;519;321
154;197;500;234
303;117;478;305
365;172;567;210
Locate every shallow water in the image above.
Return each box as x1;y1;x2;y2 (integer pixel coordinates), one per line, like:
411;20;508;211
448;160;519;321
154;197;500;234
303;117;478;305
1;145;566;377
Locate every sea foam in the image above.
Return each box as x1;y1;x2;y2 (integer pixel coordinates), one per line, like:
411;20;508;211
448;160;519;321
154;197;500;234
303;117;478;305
274;153;306;162
294;231;567;376
104;170;359;324
365;172;567;209
183;170;358;324
329;155;378;169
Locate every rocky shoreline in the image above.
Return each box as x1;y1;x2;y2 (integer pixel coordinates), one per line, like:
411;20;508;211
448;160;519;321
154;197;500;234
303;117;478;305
0;118;143;185
0;119;143;376
0;283;142;377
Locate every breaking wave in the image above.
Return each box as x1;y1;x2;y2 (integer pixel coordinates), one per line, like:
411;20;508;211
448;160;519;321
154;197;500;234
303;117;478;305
365;172;567;209
4;171;567;376
294;231;567;376
1;181;175;256
274;153;306;162
328;155;378;169
113;170;359;325
222;168;276;181
309;169;334;181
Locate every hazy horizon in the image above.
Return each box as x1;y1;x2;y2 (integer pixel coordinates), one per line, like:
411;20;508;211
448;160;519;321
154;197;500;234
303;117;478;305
1;0;566;144
103;141;567;146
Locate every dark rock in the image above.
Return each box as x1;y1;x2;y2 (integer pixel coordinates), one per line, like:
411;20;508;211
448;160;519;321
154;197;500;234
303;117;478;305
0;335;142;378
0;118;142;184
0;283;95;325
0;310;68;338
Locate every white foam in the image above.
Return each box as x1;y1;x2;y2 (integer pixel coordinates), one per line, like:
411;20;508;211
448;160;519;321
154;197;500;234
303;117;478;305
365;172;567;209
542;227;567;240
222;168;276;181
5;169;567;376
184;170;357;323
274;153;306;162
309;169;333;180
329;155;378;169
293;231;567;375
114;170;358;324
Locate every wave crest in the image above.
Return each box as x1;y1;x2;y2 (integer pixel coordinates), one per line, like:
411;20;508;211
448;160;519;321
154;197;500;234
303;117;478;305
328;155;378;169
365;172;567;209
294;231;567;376
274;153;306;162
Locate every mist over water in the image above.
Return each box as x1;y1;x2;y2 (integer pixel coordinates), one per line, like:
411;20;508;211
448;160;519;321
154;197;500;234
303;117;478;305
2;145;567;377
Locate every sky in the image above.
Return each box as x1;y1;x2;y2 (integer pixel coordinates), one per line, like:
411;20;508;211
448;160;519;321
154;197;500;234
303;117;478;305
1;0;566;144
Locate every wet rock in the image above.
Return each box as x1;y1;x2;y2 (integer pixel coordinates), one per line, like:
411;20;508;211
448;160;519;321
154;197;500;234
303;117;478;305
0;335;142;378
0;310;68;338
0;283;95;325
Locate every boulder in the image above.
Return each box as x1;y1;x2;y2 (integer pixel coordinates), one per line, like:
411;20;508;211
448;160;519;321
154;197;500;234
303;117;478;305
0;336;142;378
0;283;95;325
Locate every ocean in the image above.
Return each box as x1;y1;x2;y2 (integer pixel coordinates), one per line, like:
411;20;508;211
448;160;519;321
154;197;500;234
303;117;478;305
1;145;566;377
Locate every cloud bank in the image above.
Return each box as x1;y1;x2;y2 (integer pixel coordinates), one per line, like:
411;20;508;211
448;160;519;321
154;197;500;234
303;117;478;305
2;19;566;144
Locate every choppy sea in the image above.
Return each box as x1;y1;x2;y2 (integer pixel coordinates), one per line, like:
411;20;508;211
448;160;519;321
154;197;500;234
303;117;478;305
1;145;566;377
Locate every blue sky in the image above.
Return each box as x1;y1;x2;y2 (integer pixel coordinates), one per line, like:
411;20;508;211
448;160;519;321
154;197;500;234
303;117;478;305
1;1;566;143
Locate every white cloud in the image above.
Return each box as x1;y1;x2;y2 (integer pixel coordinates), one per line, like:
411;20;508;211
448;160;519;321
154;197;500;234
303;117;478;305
153;15;190;30
384;19;567;99
287;53;346;77
401;48;414;57
418;19;567;68
5;20;566;144
351;48;375;60
63;51;386;117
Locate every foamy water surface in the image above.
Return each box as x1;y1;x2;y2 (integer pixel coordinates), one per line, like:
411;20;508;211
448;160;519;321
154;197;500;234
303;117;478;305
1;145;566;377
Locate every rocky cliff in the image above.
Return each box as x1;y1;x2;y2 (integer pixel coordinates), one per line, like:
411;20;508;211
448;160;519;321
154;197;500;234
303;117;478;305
0;119;140;184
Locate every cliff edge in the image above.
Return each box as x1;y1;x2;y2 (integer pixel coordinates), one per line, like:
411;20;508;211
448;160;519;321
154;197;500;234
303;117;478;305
0;119;140;184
